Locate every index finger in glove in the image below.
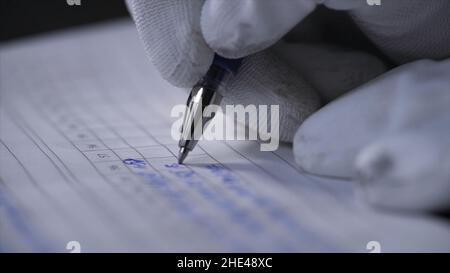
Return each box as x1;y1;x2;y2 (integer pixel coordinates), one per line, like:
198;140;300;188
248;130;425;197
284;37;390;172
127;0;214;88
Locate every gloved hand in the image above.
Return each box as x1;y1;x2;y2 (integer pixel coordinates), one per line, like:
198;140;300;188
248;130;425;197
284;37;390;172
128;0;450;212
295;59;450;212
287;0;450;212
126;0;389;142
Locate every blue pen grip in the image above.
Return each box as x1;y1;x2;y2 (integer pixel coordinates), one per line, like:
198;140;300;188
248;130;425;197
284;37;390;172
212;54;243;74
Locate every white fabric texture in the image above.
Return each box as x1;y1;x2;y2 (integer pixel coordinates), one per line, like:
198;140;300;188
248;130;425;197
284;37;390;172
356;128;450;212
126;0;387;141
127;0;324;142
294;59;450;211
200;0;450;64
127;0;213;88
128;0;450;212
272;42;386;101
201;0;366;58
350;0;450;64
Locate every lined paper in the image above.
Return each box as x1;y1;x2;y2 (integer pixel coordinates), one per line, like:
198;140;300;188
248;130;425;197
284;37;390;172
1;20;449;252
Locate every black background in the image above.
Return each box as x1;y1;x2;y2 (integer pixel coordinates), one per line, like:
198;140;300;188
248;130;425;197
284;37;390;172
2;253;445;270
0;0;129;41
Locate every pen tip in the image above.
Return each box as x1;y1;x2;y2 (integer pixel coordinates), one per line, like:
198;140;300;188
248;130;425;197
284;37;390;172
178;147;188;165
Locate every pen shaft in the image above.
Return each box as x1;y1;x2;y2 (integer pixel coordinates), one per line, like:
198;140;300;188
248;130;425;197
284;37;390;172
178;55;242;164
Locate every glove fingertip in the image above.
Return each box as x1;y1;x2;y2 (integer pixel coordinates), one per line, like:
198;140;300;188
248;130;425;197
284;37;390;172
201;0;317;59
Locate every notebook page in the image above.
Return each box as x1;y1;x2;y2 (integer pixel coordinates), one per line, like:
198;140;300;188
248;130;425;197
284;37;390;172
1;20;449;252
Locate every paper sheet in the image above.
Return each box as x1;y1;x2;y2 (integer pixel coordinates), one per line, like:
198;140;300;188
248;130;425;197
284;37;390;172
1;20;449;252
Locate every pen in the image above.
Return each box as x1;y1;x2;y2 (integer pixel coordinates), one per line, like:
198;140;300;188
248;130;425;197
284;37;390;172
178;54;242;164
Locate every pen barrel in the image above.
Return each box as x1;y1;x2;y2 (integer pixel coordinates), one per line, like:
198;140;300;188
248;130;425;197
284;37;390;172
212;54;243;74
203;54;243;89
178;54;242;154
178;84;222;150
202;64;227;90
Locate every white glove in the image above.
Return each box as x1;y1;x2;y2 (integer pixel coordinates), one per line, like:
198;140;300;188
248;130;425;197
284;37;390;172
128;0;450;211
294;59;450;211
126;0;391;141
205;0;450;63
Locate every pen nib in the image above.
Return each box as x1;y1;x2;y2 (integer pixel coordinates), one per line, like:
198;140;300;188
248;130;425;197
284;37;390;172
178;147;189;164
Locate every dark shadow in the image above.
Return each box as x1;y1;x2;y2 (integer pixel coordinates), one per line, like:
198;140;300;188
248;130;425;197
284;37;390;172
1;0;129;42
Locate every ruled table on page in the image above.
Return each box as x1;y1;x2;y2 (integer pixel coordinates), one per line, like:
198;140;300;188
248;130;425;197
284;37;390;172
1;20;449;252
